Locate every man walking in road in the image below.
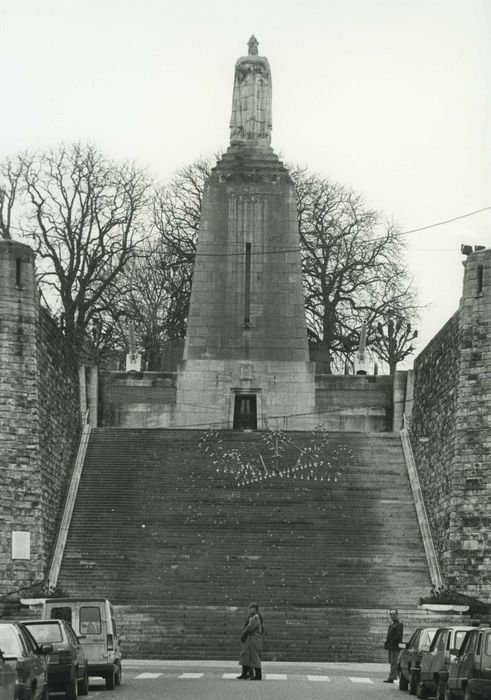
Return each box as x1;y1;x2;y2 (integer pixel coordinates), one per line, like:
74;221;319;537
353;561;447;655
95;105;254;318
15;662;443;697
383;608;403;683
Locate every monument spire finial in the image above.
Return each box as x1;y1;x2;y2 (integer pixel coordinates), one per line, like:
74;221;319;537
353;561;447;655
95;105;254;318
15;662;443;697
248;35;259;56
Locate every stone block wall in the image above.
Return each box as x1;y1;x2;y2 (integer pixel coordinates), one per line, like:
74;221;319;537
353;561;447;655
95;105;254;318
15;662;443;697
411;313;460;573
0;239;80;595
0;240;43;593
412;248;491;600
451;250;491;598
315;374;393;432
99;371;177;427
37;309;80;569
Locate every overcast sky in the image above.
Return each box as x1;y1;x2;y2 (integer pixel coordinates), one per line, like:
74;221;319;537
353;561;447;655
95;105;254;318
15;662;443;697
1;0;490;358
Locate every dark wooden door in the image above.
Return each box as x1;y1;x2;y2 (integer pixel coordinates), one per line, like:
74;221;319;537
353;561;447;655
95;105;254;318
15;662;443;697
233;395;257;430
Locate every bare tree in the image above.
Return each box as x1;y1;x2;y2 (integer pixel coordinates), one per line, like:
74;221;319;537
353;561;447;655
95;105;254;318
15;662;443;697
102;154;419;373
0;155;25;240
19;143;152;350
291;166;418;372
371;315;418;376
152;155;217;320
98;240;191;369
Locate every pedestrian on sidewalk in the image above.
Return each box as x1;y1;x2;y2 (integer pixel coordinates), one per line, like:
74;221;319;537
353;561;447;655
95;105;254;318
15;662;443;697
237;603;264;680
383;608;403;683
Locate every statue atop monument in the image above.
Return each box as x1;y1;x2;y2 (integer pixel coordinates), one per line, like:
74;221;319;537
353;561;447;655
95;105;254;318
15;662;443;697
230;35;272;145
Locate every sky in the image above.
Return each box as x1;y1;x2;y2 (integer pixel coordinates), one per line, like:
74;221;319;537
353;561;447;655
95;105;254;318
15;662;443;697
1;0;490;358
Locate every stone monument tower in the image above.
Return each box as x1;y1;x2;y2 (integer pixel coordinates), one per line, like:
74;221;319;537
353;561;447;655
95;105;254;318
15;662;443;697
176;37;315;430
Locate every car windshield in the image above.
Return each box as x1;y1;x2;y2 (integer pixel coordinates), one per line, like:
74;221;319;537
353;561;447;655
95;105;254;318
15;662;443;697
0;627;22;658
25;623;63;644
484;633;491;656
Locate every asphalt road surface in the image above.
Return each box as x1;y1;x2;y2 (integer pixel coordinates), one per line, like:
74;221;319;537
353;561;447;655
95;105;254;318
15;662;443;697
56;660;409;700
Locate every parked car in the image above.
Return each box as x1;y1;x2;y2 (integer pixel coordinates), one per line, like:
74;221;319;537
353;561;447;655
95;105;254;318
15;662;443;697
23;619;89;699
417;625;476;699
0;622;50;700
0;649;16;700
398;626;438;694
42;597;122;689
446;626;491;699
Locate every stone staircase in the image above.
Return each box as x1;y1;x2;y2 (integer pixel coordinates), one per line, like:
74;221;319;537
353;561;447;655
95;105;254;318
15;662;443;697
55;429;436;660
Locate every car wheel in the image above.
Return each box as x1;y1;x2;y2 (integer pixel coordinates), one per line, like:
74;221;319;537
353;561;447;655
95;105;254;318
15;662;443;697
115;664;122;686
409;669;418;695
77;666;89;696
399;669;409;691
436;677;446;700
417;679;429;698
105;668;116;690
65;673;78;700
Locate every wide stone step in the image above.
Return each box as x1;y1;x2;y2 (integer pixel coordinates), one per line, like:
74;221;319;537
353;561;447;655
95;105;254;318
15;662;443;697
56;428;432;660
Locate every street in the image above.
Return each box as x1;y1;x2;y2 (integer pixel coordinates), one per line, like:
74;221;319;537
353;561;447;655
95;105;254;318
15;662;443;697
70;660;405;700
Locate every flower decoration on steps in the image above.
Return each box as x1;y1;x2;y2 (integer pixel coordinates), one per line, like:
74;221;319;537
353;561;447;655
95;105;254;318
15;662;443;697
199;426;350;487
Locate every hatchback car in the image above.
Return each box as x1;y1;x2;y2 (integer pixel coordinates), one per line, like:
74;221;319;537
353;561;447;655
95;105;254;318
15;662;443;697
0;622;50;700
398;626;438;694
22;619;89;699
446;626;491;699
417;626;476;699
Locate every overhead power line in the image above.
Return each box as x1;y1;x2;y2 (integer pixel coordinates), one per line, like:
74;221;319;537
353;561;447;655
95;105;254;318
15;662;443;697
192;204;491;257
399;206;491;235
3;204;490;258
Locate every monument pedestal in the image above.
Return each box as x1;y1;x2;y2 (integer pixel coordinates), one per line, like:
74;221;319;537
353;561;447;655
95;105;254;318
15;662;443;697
176;359;316;430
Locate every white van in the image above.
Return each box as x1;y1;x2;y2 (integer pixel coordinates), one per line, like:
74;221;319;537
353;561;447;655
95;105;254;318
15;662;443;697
42;598;122;689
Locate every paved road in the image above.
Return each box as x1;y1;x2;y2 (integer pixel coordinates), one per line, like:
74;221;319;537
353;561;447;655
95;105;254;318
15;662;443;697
59;660;407;700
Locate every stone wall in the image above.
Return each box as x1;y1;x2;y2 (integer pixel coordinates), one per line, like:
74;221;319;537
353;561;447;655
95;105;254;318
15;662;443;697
315;374;393;432
0;239;80;595
0;240;43;593
99;366;394;432
99;371;177;427
412;248;491;600
411;312;460;576
451;250;491;598
37;308;80;569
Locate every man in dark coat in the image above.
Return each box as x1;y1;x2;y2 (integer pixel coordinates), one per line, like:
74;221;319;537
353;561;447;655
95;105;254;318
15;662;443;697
383;608;403;683
237;603;264;680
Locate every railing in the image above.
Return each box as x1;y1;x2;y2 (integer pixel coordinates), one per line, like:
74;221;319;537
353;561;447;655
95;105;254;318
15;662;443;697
46;411;92;590
400;416;443;588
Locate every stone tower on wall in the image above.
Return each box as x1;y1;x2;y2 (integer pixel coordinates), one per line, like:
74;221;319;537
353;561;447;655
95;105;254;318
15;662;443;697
176;37;315;430
0;239;80;595
0;240;44;589
412;245;491;600
451;247;491;594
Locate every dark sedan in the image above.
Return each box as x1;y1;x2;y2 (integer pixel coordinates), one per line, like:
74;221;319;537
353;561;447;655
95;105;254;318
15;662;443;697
0;622;50;700
0;648;16;699
446;626;491;699
22;619;89;699
398;626;438;694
